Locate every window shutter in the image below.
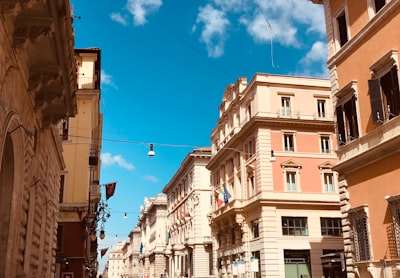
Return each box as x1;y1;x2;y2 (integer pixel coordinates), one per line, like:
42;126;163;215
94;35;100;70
335;105;346;145
350;96;360;138
368;78;385;123
390;66;400;116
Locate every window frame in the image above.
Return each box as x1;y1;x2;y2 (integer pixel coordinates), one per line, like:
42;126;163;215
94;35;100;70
368;0;387;17
281;160;302;192
281;96;292;117
282;216;308;236
317;99;327;119
348;205;372;262
283;132;295;152
59;172;67;203
369;50;400;123
251;219;260;239
334;7;350;48
285;171;298;192
320;217;343;236
320;134;331;154
335;81;360;146
323;172;335;193
386;195;400;258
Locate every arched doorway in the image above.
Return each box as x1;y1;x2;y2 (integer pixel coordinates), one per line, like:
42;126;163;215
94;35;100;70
0;133;15;272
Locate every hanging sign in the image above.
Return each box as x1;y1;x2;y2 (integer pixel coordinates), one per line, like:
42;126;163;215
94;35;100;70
238;259;245;274
250;257;259;272
232;262;238;276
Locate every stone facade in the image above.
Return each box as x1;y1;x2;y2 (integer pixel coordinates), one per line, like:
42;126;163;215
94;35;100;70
56;48;103;278
0;0;77;277
138;194;168;278
162;148;212;278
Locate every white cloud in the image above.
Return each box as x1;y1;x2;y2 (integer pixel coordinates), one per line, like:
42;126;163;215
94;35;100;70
126;0;163;26
195;4;229;58
144;175;158;183
213;0;251;13
101;70;118;89
110;12;129;26
240;14;298;47
300;41;327;65
295;41;329;78
192;0;325;58
101;153;135;171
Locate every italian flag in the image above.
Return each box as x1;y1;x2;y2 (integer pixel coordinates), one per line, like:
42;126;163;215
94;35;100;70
217;188;224;207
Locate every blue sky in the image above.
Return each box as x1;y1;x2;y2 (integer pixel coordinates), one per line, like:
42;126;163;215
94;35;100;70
70;0;327;271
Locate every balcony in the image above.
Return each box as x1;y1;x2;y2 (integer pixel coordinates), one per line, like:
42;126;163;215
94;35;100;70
90;181;101;202
1;0;78;127
334;116;400;173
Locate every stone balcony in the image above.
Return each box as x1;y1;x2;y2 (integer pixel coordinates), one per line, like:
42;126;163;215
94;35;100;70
1;0;77;127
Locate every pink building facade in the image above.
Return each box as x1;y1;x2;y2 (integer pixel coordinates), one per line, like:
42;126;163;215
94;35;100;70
207;74;344;278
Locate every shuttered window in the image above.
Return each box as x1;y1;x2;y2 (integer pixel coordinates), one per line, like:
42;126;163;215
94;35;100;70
336;96;359;145
369;66;400;123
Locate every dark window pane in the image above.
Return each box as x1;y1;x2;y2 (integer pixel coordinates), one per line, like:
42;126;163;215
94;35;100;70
375;0;386;12
368;78;385;122
337;13;348;46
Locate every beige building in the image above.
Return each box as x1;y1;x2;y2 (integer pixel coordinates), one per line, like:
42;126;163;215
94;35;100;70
162;148;213;278
138;194;168;278
312;0;400;277
125;227;143;278
107;242;127;278
57;48;103;278
0;1;77;277
207;74;344;278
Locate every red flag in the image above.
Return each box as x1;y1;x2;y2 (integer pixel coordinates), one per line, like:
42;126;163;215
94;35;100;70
100;247;108;258
105;182;116;200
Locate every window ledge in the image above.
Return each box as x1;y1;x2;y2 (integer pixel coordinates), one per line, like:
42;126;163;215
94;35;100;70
334;117;400;174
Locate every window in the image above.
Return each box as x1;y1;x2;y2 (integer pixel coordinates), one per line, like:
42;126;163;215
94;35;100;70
245;139;255;159
59;118;69;140
247;103;252;121
320;217;342;236
282;217;308;236
317;99;327;118
251;219;259;238
282;160;302;192
374;0;386;13
323;173;334;192
386;195;400;257
348;206;371;261
320;135;331;153
281;97;291;116
286;171;297;191
228;158;234;176
59;174;66;203
284;133;294;151
369;66;400;123
249;175;255;196
336;10;348;47
336;82;360;145
231;229;236;244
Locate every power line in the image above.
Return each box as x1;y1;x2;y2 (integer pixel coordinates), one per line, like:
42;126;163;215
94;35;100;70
66;134;205;149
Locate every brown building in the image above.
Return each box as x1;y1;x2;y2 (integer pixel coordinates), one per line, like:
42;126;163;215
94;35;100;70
0;0;77;277
312;0;400;277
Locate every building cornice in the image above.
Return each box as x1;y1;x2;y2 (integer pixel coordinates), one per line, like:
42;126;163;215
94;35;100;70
327;0;400;69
